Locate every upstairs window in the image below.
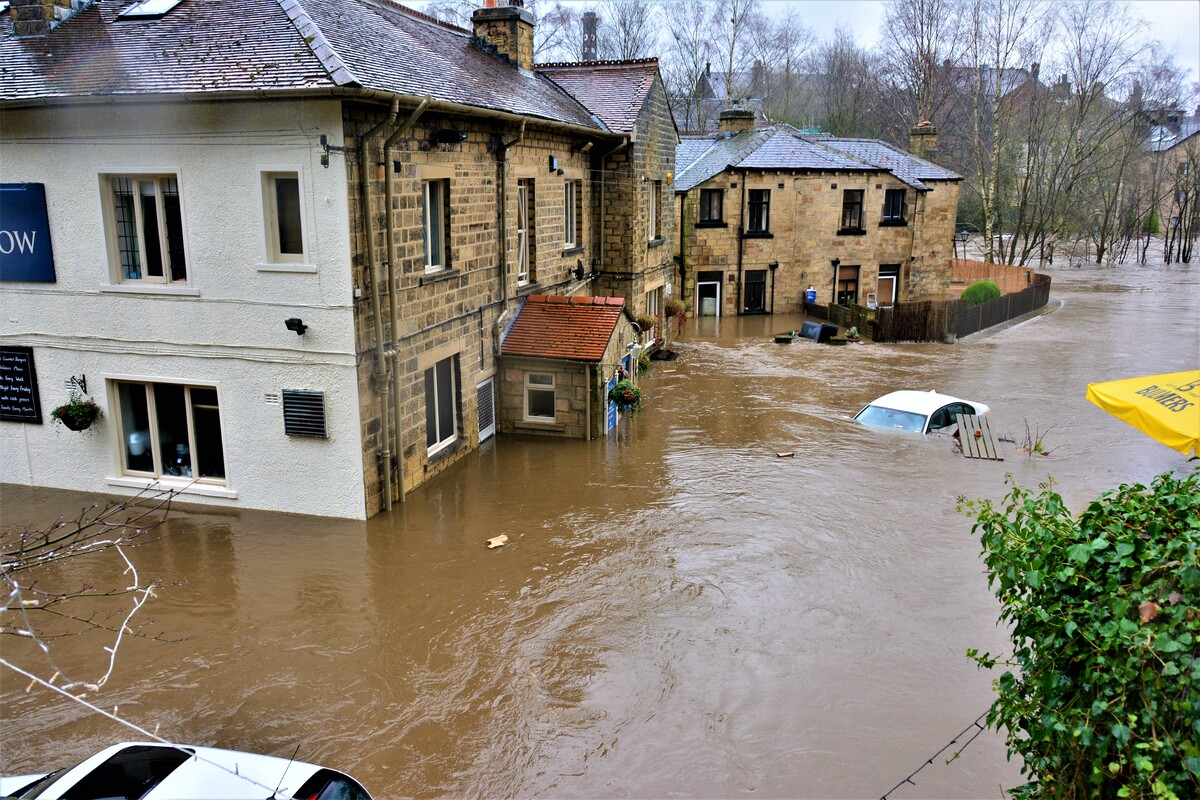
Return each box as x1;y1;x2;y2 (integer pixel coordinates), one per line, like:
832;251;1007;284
517;179;535;285
649;180;663;240
107;175;187;283
263;172;304;263
423;179;449;272
881;189;906;224
699;188;724;223
564;180;581;248
840;189;864;231
747;189;770;233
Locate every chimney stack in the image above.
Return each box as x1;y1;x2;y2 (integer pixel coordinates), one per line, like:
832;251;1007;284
581;11;599;61
909;122;938;161
718;108;755;134
11;0;86;37
473;0;535;72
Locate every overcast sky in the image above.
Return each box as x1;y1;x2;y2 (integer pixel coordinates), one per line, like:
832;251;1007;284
763;0;1199;85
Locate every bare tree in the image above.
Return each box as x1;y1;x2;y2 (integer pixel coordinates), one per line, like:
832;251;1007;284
879;0;966;134
746;6;815;125
804;25;886;138
596;0;660;61
712;0;763;107
2;488;175;694
661;0;716;132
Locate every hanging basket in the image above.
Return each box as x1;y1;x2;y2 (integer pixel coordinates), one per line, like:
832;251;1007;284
51;393;102;432
607;379;643;413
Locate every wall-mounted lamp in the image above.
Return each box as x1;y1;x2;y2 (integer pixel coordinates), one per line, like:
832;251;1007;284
434;128;467;144
556;168;565;176
831;257;841;268
285;318;308;336
769;261;779;271
548;155;559;172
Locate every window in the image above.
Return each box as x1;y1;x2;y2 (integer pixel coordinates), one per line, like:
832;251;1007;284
525;372;556;421
563;180;582;248
836;264;860;306
649;180;662;240
264;172;304;262
425;355;459;455
699;188;724;223
644;288;661;338
747;189;770;233
841;189;864;231
107;175;186;283
881;189;905;224
423;179;449;272
115;380;225;483
517;179;535;284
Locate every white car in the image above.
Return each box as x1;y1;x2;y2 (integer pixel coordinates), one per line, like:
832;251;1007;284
0;741;373;800
854;390;990;435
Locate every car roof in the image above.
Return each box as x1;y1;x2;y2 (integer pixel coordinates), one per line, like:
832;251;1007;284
22;742;335;800
865;390;977;416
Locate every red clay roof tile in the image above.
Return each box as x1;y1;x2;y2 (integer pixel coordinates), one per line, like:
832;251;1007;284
501;294;626;362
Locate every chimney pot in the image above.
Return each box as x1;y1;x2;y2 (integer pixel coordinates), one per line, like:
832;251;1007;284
11;0;86;37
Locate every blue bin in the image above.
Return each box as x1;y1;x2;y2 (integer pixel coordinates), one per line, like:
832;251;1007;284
805;289;817;304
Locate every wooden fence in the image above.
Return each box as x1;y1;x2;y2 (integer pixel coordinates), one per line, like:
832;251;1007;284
872;272;1051;343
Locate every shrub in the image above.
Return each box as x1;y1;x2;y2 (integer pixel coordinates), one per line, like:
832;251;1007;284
607;379;643;412
961;280;1001;307
962;470;1200;799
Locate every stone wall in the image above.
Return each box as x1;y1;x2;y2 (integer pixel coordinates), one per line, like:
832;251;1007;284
344;102;611;514
678;169;960;316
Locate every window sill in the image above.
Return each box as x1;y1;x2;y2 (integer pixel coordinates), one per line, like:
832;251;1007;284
426;436;467;467
99;283;201;297
256;262;318;274
695;220;727;228
878;220;908;227
837;228;867;236
562;246;586;256
516;281;542;297
106;475;239;499
647;237;665;248
420;268;460;286
742;230;773;239
514;420;567;434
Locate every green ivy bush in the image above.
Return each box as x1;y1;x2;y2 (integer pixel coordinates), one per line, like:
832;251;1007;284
961;279;1002;307
962;469;1200;799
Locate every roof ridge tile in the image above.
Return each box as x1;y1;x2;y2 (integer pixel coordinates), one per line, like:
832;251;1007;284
278;0;358;87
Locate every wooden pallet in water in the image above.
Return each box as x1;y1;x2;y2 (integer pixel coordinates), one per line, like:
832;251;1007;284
957;413;1004;460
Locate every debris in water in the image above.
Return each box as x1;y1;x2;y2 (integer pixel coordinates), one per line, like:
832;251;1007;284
486;535;508;549
776;452;795;458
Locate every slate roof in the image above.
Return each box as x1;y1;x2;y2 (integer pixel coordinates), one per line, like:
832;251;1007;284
1147;117;1200;152
675;126;961;192
501;295;626;363
536;59;658;134
0;0;606;130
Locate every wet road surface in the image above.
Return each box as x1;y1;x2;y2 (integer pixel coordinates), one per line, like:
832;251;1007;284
2;262;1196;798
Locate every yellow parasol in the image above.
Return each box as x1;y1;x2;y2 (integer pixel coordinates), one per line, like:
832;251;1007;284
1086;370;1200;456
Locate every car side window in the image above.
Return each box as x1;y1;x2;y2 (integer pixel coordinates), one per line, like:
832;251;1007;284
928;406;953;430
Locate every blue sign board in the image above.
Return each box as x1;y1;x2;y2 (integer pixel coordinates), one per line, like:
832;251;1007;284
0;183;57;282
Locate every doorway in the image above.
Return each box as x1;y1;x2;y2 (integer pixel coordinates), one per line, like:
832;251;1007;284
837;264;860;306
696;270;723;316
878;264;900;307
743;269;767;314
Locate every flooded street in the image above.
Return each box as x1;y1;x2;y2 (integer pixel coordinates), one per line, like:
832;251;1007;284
2;263;1197;798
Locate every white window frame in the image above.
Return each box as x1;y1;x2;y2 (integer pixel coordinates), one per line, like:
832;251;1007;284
517;180;532;285
112;378;227;486
425;355;459;456
563;180;578;248
103;173;188;285
524;372;556;421
262;170;306;264
423;179;448;273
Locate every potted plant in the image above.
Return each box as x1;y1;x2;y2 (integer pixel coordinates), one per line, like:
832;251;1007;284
845;326;861;342
607;379;643;413
51;391;102;431
664;298;687;334
634;312;661;334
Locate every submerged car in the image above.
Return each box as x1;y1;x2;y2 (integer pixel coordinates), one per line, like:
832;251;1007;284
854;390;990;435
0;741;373;800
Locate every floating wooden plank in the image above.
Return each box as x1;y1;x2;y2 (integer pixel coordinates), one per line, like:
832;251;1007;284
957;413;1004;460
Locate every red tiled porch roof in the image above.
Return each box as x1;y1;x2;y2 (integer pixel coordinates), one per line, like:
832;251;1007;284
501;295;626;362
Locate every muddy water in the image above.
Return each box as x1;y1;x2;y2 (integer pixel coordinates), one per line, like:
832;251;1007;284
2;263;1196;799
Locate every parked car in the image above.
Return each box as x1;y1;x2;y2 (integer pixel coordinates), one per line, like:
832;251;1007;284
0;741;373;800
854;390;990;435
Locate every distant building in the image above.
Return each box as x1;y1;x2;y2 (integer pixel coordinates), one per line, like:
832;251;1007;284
674;111;961;317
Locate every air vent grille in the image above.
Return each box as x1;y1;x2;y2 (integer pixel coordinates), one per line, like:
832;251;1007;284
281;389;327;438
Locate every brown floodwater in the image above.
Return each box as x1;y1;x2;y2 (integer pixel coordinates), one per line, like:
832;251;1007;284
2;262;1197;799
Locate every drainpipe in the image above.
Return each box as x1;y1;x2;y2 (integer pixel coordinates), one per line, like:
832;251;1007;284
585;363;592;441
497;120;526;314
361;99;400;511
677;192;688;309
382;94;432;505
598;137;631;281
736;170;747;314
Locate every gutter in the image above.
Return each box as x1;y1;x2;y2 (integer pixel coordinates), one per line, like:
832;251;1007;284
360;98;400;511
382;94;433;506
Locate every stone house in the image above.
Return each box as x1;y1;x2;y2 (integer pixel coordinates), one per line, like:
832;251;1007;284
674;112;961;317
0;0;674;519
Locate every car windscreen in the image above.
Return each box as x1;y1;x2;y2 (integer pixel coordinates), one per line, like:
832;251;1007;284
854;404;927;433
56;745;191;800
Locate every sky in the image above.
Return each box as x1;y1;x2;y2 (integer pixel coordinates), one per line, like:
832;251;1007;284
761;0;1199;85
